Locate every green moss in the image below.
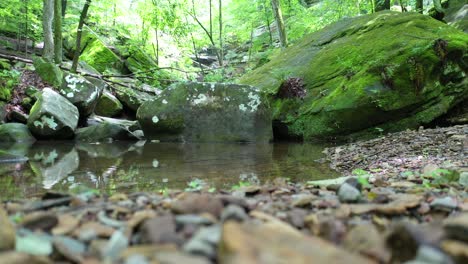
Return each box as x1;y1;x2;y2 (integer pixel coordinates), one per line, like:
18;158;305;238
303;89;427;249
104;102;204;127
33;57;63;88
240;11;468;140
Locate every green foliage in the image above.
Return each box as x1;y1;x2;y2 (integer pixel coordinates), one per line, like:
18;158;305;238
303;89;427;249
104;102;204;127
185;178;207;192
0;69;20;101
352;168;372;187
231;180;251;190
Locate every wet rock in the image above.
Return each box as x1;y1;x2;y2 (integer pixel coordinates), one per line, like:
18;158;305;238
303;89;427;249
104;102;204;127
183;225;221;259
0;206;15;251
27;88;79;139
21;212;58;232
137;82;272;142
94;90;123;117
441;240;468;264
221;204;248;222
0;252;52;264
171;193;224;218
75;121;138;142
431;197;458;212
404;245;454;264
0;123;36;143
337;183;361;203
348;193;422;215
139;214;181;245
444;213;468;243
60;73;102;117
155;251;211;264
220;221;372;264
344;224;390;263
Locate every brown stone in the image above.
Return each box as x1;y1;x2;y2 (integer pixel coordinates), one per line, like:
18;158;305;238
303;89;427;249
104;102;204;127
0;251;52;264
52;214;80;236
119;244;177;259
170;193;224;218
74;221;115;238
344;224;390;263
220;221;373;264
441;240;468;264
139;214;182;245
21;211;58;231
0;206;15;251
444;213;468;243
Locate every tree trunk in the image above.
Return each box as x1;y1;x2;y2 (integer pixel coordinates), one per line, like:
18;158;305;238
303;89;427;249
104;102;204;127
271;0;287;48
415;0;423;13
71;0;92;73
218;0;223;67
61;0;67;17
42;0;55;61
375;0;390;11
54;0;63;63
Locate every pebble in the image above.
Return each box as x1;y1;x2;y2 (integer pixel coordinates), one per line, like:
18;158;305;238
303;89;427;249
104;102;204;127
0;206;16;251
183;225;221;259
404;245;453;264
337;183;361;203
221;204;248;222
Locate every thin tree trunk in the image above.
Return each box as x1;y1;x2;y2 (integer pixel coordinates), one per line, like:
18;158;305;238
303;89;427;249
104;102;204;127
154;28;159;66
271;0;287;48
218;0;223;67
61;0;67;17
263;1;273;45
25;0;29;53
42;0;55;61
54;0;63;63
415;0;423;13
370;0;375;13
71;0;92;73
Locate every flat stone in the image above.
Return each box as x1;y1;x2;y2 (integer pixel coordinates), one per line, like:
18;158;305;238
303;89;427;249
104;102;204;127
171;193;224;218
220;221;372;264
183;225;221;259
0;252;52;264
155;251;212;264
405;245;453;264
119;245;177;260
291;194;316;207
21;212;58;232
431;197;458;212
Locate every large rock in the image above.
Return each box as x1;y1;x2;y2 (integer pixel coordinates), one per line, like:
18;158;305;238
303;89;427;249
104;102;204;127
0;123;36;142
68;26;123;73
137;82;272;142
94;90;123;117
27;88;79;139
444;0;467;32
114;84;156;112
33;57;63;88
60;73;102;117
240;11;468;140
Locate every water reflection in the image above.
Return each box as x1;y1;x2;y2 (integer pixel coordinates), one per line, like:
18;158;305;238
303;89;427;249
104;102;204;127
0;141;340;199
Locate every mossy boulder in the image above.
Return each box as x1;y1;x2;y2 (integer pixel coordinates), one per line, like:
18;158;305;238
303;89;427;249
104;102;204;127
137;82;272;142
33;57;63;88
125;47;158;73
94;90;123;117
27;88;79;139
60;73;102;117
114;84;157;112
444;0;467;32
73;26;123;73
240;11;468;140
0;123;35;142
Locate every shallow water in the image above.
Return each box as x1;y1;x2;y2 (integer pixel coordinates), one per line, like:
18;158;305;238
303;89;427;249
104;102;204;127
0;141;340;199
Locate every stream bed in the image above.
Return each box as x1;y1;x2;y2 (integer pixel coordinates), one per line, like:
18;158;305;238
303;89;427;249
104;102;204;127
0;141;340;199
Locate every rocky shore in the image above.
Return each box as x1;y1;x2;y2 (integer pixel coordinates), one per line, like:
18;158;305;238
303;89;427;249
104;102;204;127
1;126;467;264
